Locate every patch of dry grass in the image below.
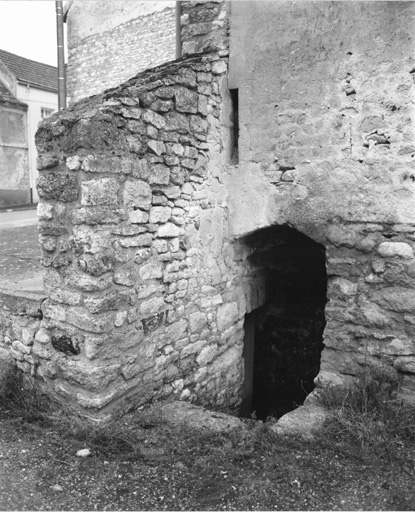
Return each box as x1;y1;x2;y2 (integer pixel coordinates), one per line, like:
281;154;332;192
1;366;415;509
0;366;50;421
319;367;415;453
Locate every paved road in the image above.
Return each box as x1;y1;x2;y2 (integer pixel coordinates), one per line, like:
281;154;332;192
0;208;42;289
0;207;38;230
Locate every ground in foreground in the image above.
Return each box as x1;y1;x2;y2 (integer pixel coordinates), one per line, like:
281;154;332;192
0;395;415;511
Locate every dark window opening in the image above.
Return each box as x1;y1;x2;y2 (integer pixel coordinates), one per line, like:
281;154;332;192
241;225;327;421
230;88;239;164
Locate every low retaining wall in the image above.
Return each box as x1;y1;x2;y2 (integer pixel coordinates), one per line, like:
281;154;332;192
0;287;47;377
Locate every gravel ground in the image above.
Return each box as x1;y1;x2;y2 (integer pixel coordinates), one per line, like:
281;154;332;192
1;403;415;511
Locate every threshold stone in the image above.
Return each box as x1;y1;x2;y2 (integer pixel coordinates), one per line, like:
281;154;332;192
270;404;328;440
156;401;246;432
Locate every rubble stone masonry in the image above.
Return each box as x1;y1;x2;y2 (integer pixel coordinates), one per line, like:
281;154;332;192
3;1;415;421
228;1;415;404
30;1;256;420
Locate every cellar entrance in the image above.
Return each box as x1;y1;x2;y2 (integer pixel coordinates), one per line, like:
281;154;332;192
241;225;327;420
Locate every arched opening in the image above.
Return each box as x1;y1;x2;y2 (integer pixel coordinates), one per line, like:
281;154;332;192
241;225;327;420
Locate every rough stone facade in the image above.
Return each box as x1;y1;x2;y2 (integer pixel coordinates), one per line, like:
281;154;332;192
30;1;251;421
227;1;415;404
66;2;176;104
3;1;415;422
0;290;45;377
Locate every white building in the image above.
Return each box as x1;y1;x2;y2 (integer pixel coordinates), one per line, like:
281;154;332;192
0;49;58;206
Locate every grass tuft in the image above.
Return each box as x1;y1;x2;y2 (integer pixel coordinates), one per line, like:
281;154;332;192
0;365;50;422
320;367;415;452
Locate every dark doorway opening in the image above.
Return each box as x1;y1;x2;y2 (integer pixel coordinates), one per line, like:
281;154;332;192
241;225;327;421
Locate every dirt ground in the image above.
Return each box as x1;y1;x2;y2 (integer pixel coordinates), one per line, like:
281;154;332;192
1;400;415;512
0;220;414;511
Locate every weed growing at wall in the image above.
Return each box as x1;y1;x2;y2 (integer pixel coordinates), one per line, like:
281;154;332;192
320;367;415;452
0;366;50;421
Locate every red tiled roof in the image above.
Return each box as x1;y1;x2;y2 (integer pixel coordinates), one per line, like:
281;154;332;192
0;79;27;108
0;49;57;92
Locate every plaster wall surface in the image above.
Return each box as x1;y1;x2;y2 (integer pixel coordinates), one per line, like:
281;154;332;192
67;1;175;40
228;1;415;238
229;1;415;399
16;84;57;203
66;0;176;104
0;105;29;201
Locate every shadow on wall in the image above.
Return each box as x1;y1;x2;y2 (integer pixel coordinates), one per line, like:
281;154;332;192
241;225;327;420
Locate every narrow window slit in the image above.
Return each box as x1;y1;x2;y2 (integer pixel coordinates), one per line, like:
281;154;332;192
230;88;239;164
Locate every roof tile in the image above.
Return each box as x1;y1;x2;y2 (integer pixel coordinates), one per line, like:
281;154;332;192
0;49;57;92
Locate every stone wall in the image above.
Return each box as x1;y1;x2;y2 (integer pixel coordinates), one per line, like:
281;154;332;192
24;0;415;420
228;1;415;402
66;0;232;105
321;229;415;403
181;1;230;57
66;3;176;104
34;36;264;419
0;289;46;378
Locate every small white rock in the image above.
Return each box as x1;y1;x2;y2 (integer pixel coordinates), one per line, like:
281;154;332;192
377;242;414;259
51;484;63;492
76;448;91;457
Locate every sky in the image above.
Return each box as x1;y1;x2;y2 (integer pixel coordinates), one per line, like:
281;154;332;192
0;1;62;66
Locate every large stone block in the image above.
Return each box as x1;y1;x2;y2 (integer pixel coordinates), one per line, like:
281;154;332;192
114;267;137;287
56;357;121;392
67;271;114;292
377;242;414;259
72;207;127;225
123;180;152;210
37;173;79;202
37;202;54;220
165;319;188;342
174;87;199;114
72;226;111;255
139;296;165;317
372;287;415;313
164;111;189;133
149;206;172;223
217;302;239;331
143;110;166;129
328;277;358;298
326;225;356;248
118;233;153;248
84;289;131;314
139;262;163;280
66;308;115;334
157;222;180;238
209;345;242;374
394;356;415;374
189;311;207;332
147;140;166;156
148;164;170;185
196;344;217;366
384;338;415;356
81;178;120;206
129;210;149;224
121;341;156;379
